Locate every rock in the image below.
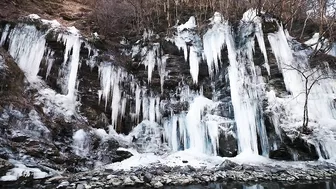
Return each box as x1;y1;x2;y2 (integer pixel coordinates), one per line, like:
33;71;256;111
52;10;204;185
123;176;135;186
76;183;85;189
269;146;293;160
57;181;70;189
151;181;163;188
219;159;239;170
131;175;143;184
113;149;133;162
182;160;188;163
108;178;122;186
143;172;152;183
0;158;13;176
218;129;238;157
46;176;67;183
187;165;196;172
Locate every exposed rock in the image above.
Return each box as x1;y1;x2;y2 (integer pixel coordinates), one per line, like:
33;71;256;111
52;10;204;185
218;130;238;157
0;158;13;176
219;159;239;170
143;172;153;183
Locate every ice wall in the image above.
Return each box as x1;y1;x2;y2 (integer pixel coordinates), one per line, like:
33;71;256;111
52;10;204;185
268;25;336;160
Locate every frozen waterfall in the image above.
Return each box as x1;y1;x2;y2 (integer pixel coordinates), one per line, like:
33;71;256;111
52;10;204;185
2;11;336;161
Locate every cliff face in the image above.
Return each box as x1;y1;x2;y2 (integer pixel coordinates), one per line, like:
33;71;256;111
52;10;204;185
1;2;336;185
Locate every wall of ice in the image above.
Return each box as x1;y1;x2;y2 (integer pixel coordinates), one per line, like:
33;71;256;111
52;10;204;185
1;9;336;160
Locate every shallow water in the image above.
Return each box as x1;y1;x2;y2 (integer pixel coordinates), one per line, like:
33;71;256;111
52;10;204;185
165;180;336;189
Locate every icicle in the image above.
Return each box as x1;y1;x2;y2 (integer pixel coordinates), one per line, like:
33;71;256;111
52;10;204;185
57;32;82;100
110;68;122;129
8;24;47;79
45;49;54;79
0;24;10;46
135;85;142;122
149;95;156;123
174;16;202;83
155;97;161;122
224;16;269;155
163;95;219;155
98;62;113;109
203;12;226;77
254;20;270;75
141;44;160;83
142;89;149;120
157;54;169;93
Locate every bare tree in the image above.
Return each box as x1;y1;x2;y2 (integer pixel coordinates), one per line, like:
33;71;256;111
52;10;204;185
283;60;335;133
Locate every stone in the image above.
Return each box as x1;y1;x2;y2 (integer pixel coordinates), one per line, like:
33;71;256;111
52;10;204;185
108;178;122;186
151;181;163;188
123;176;135;186
219;159;239;170
143;172;153;183
56;181;70;189
0;158;13;176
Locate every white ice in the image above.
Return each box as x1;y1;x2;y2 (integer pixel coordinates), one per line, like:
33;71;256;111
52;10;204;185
72;129;90;157
0;161;49;181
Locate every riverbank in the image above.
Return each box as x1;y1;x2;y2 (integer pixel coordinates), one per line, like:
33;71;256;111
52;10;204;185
1;158;336;188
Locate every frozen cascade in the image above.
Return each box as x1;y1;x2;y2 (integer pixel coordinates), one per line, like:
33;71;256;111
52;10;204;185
174;16;202;83
163;95;220;155
140;43;160;83
202;12;269;155
268;26;336;159
242;9;270;75
6;24;47;79
203;12;227;78
98;62;129;130
57;31;82;100
72;129;90;157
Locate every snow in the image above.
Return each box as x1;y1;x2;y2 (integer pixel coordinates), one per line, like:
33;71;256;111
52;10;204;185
304;33;328;52
41;19;61;27
28;14;41;19
0;161;49;181
93;128;109;140
177;16;197;31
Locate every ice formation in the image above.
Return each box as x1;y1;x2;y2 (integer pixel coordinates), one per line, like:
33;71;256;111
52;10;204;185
174;16;202;83
0;161;49;181
203;12;227;77
268;25;336;160
2;9;336;165
7;24;46;79
0;24;9;46
163;95;220;155
72;129;90;157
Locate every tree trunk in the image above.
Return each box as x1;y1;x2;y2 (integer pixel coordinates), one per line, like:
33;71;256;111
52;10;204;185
303;79;309;132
